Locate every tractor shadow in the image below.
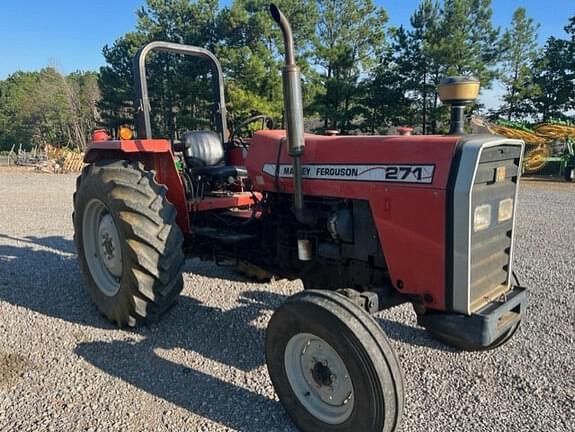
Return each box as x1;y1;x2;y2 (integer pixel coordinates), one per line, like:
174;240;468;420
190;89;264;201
74;338;293;431
0;234;106;328
73;288;291;430
376;317;456;352
72;287;292;430
0;233;287;369
0;234;272;330
1;233;293;430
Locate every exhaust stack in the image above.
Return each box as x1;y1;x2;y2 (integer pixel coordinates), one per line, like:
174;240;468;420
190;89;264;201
269;3;306;222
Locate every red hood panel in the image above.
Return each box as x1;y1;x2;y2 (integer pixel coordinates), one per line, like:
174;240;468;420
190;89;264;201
245;130;459;194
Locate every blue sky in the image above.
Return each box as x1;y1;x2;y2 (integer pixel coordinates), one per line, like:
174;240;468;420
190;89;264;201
0;0;573;107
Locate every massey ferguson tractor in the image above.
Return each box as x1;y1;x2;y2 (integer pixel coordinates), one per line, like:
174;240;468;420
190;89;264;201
73;4;528;431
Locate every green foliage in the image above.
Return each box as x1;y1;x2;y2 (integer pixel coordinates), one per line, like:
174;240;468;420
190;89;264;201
372;0;504;134
217;0;318;125
311;0;388;132
499;7;540;120
98;32;147;132
526;16;575;122
0;69;99;151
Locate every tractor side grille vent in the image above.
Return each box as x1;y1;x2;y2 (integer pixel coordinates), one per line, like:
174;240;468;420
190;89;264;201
469;144;522;311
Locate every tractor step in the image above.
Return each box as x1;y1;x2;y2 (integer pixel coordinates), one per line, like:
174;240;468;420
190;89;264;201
193;227;257;243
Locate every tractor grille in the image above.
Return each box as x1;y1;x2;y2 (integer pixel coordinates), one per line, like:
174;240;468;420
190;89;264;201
469;144;522;311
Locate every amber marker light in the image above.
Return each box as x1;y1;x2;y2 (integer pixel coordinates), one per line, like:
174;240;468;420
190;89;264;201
119;126;134;140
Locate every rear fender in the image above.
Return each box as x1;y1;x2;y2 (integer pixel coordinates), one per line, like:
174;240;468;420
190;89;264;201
85;140;190;233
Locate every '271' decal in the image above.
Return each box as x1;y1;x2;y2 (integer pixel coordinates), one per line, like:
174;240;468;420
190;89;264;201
262;164;435;184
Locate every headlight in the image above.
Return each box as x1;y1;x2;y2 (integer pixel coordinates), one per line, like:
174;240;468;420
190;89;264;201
498;198;514;222
474;204;491;232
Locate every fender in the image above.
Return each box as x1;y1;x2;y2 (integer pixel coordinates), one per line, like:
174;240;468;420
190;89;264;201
84;139;190;233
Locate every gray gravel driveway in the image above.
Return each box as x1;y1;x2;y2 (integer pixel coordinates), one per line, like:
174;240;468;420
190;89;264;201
0;168;573;431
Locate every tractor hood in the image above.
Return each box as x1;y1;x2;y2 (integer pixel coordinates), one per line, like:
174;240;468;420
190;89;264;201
245;130;460;197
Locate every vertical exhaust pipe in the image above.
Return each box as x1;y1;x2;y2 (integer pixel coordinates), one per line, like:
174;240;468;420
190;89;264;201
269;4;306;223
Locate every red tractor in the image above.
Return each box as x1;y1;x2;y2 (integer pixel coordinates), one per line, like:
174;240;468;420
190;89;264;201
73;4;527;431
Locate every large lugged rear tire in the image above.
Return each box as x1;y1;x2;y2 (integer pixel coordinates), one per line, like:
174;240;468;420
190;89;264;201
73;160;185;327
266;290;404;432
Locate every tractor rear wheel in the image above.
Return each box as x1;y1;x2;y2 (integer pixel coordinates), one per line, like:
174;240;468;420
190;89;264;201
73;160;185;327
266;290;403;432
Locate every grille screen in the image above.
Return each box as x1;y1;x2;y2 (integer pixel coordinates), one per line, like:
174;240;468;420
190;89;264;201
469;145;522;309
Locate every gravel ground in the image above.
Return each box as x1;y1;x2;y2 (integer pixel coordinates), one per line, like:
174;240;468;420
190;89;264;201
0;167;573;432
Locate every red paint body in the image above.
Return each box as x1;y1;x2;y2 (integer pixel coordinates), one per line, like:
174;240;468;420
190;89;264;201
86;131;460;310
245;131;460;310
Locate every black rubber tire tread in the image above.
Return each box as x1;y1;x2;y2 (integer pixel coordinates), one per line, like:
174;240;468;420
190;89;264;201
427;321;520;352
73;159;185;327
266;290;404;432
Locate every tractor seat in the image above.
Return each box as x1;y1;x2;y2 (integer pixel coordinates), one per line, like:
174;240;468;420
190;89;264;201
182;131;247;179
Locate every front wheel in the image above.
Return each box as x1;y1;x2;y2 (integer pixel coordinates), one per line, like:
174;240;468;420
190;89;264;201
266;290;404;432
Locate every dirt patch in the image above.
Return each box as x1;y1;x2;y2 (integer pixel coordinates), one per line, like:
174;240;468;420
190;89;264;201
0;353;32;389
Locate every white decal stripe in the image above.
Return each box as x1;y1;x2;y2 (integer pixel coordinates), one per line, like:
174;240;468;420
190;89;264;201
262;164;435;184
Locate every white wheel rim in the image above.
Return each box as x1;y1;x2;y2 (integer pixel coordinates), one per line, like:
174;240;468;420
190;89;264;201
284;333;354;424
82;199;123;296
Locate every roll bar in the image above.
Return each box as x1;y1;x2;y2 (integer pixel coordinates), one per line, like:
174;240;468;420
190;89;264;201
133;41;228;143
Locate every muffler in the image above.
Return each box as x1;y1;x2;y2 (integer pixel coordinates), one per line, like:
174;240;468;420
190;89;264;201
269;3;306;223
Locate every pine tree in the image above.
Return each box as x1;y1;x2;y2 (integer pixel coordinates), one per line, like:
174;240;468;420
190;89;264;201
98;0;221;139
499;7;540;121
312;0;387;132
398;0;441;133
217;0;318;127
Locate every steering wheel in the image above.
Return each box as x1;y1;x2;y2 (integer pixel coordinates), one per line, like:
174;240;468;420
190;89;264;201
229;115;275;143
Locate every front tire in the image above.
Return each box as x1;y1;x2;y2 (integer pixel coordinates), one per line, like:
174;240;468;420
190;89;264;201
73;160;185;327
266;290;404;432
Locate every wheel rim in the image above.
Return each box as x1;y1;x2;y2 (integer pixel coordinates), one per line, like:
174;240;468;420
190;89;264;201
284;333;354;424
82;199;123;297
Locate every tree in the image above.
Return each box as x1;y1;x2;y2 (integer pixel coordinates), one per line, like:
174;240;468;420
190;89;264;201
98;0;318;137
217;0;318;126
359;46;413;134
0;69;99;150
65;71;101;150
312;0;388;132
499;7;540;120
529;40;573;121
388;0;442;133
524;14;574;121
98;32;147;134
98;0;221;139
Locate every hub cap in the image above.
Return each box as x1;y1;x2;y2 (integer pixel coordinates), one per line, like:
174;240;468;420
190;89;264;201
284;333;354;424
82;199;123;296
